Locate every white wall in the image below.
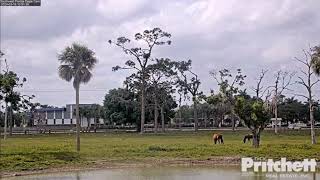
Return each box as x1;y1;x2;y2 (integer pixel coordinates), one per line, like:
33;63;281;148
47;119;54;125
64;119;71;124
55;119;62;124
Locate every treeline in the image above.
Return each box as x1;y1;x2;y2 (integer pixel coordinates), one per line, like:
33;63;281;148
105;28;320;147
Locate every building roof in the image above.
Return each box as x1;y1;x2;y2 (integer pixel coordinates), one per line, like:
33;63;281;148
35;107;66;112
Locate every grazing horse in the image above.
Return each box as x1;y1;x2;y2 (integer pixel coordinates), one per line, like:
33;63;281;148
243;134;253;143
212;133;224;144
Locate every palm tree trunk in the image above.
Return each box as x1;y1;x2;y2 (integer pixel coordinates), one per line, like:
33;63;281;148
75;85;80;152
161;105;165;132
154;98;159;133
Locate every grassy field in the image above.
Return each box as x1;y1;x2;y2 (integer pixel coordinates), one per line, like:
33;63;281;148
1;130;320;172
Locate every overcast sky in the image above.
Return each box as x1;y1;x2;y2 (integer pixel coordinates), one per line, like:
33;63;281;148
1;0;320;107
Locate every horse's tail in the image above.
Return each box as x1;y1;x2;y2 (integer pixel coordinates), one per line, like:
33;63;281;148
243;136;246;143
220;135;224;144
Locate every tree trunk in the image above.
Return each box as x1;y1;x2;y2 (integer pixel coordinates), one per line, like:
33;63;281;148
140;79;146;134
204;113;207;128
310;101;316;144
193;96;198;132
161;105;165;132
9;107;13;136
154;98;159;133
94;117;97;133
252;130;260;148
75;85;80;152
274;100;278;134
87;117;91;132
178;108;182;130
4;102;7;140
231;112;235;131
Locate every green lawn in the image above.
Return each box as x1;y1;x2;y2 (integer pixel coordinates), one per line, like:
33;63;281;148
1;130;320;172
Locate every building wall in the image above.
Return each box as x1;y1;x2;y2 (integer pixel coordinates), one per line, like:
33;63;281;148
33;104;104;127
47;111;54;119
55;111;62;119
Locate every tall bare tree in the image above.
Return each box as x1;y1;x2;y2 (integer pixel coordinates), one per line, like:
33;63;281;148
295;49;319;145
251;69;268;99
176;60;203;131
109;28;171;133
269;70;294;134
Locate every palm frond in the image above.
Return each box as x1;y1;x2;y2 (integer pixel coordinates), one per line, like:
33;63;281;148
79;67;93;84
58;65;73;81
58;42;98;89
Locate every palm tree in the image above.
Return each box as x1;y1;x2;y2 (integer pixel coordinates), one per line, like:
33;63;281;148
58;43;97;152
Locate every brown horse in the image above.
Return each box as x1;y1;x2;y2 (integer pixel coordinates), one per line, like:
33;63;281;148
243;134;253;143
212;133;224;144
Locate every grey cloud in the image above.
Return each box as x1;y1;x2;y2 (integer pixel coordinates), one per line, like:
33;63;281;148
1;0;103;41
1;0;320;106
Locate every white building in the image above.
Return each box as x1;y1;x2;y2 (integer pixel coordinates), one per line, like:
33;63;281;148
33;104;104;127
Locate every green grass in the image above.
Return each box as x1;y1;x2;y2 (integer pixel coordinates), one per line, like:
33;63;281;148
1;130;320;172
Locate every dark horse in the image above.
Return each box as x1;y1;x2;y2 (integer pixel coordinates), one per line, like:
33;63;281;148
213;133;224;144
243;134;253;143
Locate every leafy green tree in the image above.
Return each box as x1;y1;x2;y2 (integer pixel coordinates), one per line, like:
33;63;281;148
90;104;104;132
177;105;193;125
311;45;320;123
175;85;189;129
314;102;320;123
235;94;272;148
78;106;92;131
79;104;104;132
198;102;216;128
0;55;34;139
158;91;177;131
103;88;139;126
210;68;246;130
278;97;308;124
109;28;171;133
58;43;98;152
311;45;320;75
147;58;176;132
